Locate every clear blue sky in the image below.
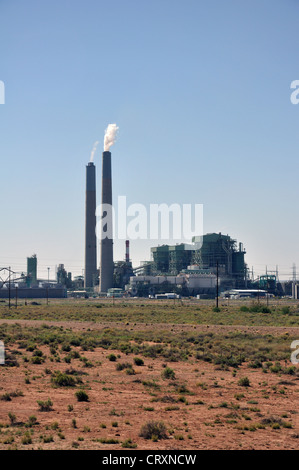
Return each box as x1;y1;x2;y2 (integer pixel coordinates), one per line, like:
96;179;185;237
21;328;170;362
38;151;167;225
0;0;299;281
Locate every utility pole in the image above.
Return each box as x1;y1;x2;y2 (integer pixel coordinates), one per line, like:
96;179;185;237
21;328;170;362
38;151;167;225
292;263;297;299
8;267;11;309
15;286;18;308
216;261;219;309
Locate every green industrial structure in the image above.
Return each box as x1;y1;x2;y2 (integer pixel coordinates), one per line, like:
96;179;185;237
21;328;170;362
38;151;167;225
150;233;247;287
27;254;37;287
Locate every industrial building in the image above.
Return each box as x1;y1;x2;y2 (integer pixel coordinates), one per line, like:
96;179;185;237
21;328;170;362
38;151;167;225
124;232;247;297
128;273;217;297
0;258;69;300
150;233;246;289
0;287;67;299
57;264;72;288
27;254;37;287
113;241;134;290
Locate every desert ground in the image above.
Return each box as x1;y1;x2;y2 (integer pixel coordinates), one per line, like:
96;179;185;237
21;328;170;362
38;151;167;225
0;298;298;450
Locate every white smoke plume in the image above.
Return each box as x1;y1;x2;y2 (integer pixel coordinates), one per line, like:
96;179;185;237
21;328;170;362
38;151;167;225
90;140;99;162
104;124;119;151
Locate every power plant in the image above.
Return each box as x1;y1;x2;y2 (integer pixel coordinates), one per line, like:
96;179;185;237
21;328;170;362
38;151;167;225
84;162;97;288
0;122;297;300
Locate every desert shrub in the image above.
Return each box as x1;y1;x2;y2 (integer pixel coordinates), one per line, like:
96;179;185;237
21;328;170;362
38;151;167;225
175;384;190;394
22;432;32;445
70;338;81;347
27;415;38;427
33;349;43;357
249;304;271;314
270;362;282;374
108;354;117;362
260;307;271;313
240;306;249;312
50;421;60;430
31;356;44;365
116;362;132;371
142;380;160;389
122;438;137;448
248;359;263;369
42;435;54;443
3;435;14;445
98;438;119;444
214;355;243;368
238;377;250;387
134;357;144;366
283;366;296;375
37;398;53;411
162;367;175;380
139;421;168;440
261;416;282;426
70;350;81;359
1;393;12;401
75;390;89;402
8;412;16;425
51;372;77;387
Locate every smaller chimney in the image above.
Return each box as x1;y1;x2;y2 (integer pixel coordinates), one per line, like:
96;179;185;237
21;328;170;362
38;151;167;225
125;240;130;264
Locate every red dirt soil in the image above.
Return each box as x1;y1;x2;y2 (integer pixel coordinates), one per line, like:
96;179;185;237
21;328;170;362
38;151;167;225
0;321;298;450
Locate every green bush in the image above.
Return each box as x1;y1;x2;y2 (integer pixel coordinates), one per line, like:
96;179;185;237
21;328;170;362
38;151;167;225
22;432;32;445
116;362;132;371
240;306;249;312
162;367;175;380
122;438;137;448
37;398;53;411
1;393;12;401
134;357;144;366
27;415;38;427
108;354;117;362
238;377;250;387
31;356;44;364
139;421;168;440
75;390;89;402
51;372;77;387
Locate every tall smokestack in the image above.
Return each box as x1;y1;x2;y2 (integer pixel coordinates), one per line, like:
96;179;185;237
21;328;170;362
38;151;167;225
99;151;114;292
84;162;97;288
